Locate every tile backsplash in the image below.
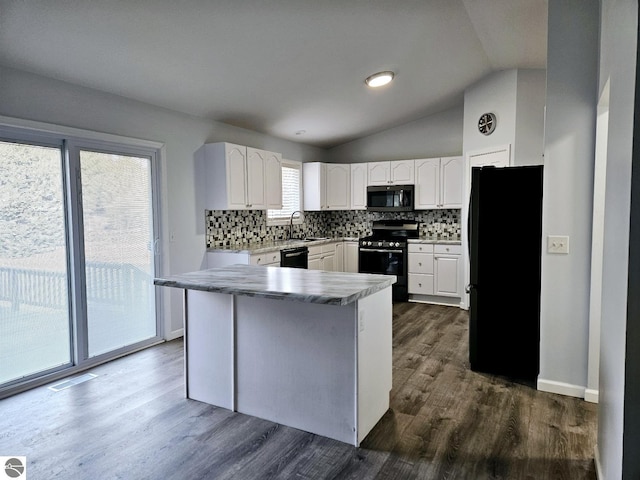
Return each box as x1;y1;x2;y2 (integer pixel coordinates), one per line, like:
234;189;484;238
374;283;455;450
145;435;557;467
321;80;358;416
206;209;461;248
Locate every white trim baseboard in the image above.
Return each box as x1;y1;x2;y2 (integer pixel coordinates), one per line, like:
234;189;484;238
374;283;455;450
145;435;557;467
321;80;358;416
537;378;586;398
595;445;603;479
584;388;599;403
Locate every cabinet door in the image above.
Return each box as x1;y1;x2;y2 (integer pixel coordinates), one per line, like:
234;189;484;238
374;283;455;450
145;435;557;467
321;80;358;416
334;242;344;272
440;156;463;208
368;162;390;186
246;147;266;209
414;158;440;209
302;162;324;211
322;252;335;272
434;256;460;297
308;256;322;270
390;160;415;184
225;143;249;209
344;241;359;273
326;164;350;210
264;150;283;210
350;163;367;210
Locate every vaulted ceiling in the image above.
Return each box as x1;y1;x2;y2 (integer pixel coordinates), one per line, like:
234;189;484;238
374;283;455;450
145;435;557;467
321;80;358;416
0;0;547;147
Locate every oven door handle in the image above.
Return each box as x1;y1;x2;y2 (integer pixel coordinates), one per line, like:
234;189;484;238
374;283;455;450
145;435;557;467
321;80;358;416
359;248;404;254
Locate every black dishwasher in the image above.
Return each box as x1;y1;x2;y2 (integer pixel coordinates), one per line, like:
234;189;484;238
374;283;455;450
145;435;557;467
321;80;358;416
280;246;308;269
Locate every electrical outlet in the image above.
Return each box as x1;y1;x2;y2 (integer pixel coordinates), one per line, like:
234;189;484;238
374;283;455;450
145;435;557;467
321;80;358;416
547;235;569;254
359;310;365;332
169;230;176;243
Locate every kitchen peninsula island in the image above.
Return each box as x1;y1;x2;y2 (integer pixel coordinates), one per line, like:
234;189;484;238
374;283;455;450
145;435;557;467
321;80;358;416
154;264;395;446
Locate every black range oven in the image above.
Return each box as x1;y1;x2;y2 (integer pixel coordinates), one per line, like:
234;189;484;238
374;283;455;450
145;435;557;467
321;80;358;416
358;220;419;302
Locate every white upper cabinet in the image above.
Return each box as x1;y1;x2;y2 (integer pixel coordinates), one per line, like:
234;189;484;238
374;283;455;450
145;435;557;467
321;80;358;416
440;156;463;208
368;160;415;186
414;158;440;209
367;162;390;186
303;162;350;211
415;156;463;209
390;160;415;184
350;163;367;210
199;142;282;210
246;147;267;209
263;150;283;210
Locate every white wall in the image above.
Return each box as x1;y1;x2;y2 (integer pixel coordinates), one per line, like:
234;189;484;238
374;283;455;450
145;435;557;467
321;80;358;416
597;0;639;477
515;69;547;166
463;69;518;162
462;68;545;166
538;0;599;397
327;104;463;163
0;65;327;339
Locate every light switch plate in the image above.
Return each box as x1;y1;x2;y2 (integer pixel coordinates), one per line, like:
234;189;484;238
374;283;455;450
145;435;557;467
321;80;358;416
548;235;570;254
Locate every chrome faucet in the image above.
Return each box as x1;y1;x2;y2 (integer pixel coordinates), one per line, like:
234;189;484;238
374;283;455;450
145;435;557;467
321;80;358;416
289;210;302;239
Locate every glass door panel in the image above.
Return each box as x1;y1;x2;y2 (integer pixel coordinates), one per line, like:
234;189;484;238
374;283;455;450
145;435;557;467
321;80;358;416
0;140;71;384
80;151;157;357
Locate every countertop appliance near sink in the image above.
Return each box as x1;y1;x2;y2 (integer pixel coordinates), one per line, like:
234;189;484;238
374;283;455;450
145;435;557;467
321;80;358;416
280;246;308;268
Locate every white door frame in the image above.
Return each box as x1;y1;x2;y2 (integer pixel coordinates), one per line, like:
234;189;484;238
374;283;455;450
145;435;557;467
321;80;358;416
460;144;511;309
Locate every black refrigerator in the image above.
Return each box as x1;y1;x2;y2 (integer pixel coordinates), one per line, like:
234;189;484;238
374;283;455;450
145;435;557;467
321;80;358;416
468;165;543;382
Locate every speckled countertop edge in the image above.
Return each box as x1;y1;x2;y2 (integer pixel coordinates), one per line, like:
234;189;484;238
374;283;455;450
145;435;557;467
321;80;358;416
154;264;396;305
408;238;462;245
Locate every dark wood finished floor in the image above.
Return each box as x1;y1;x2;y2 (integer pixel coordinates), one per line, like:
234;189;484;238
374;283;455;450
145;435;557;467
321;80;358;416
0;303;597;479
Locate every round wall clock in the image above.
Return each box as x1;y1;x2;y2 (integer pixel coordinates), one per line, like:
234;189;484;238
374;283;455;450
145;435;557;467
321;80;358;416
478;113;497;135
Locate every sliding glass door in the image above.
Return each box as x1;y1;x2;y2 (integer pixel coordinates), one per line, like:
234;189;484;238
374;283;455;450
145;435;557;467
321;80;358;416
0;140;72;384
79;150;157;357
0;131;161;394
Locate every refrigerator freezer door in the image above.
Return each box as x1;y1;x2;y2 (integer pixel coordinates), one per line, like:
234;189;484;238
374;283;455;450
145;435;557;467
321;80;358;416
468;166;543;381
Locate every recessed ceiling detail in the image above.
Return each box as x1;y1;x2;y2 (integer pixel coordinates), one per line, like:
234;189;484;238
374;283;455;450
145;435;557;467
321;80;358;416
365;71;395;88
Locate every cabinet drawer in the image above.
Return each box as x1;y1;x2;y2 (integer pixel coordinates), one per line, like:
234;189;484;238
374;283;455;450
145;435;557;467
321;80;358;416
250;252;280;266
409;274;434;295
321;243;336;254
408;253;433;274
434;244;461;255
308;245;323;256
408;243;434;254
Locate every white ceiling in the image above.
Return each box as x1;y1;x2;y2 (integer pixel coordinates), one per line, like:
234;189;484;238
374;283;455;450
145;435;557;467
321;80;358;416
0;0;547;148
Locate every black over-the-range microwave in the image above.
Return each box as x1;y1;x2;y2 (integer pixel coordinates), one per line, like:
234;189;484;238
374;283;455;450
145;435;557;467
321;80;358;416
366;184;415;212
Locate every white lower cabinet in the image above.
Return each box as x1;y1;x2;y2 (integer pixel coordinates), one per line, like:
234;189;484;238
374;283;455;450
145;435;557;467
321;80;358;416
308;243;337;271
344;241;359;273
335;242;344;272
250;252;281;267
208;251;280;268
408;242;461;305
408;243;434;295
434;244;460;296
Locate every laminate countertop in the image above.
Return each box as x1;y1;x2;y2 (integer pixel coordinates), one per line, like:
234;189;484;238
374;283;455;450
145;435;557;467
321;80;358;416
207;236;460;254
207;237;359;254
408;238;461;245
154;264;396;306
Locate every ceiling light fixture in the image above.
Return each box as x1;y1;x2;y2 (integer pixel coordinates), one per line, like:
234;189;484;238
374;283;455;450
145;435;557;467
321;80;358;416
365;71;395;88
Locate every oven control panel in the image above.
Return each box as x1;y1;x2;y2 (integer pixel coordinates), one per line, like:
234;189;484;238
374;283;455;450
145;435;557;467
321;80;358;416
359;240;405;249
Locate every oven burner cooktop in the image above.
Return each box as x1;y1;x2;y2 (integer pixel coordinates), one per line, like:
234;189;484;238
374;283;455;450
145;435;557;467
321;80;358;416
359;220;420;248
358;220;420;303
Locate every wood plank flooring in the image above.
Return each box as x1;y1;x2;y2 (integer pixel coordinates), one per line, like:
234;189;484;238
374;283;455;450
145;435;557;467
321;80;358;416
0;303;597;479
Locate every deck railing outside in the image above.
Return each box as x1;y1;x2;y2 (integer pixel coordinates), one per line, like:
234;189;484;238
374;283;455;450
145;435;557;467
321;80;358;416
0;262;150;311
